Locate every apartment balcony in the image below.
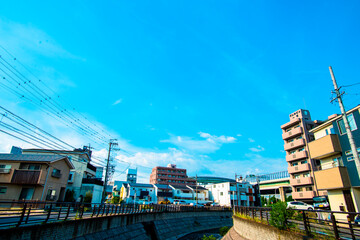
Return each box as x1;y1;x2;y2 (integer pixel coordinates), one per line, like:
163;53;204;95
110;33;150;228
82;178;104;186
282;127;303;140
281;118;301;130
314;166;351;190
284;139;305;151
288;163;311;174
290;176;313;186
308;134;342;159
292;191;316;200
11;170;41;185
286;151;308;162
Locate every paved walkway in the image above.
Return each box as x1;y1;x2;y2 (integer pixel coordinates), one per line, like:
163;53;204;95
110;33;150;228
222;227;248;240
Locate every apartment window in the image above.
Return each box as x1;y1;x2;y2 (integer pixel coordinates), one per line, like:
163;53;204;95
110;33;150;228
220;192;223;196
345;150;352;156
0;187;7;194
296;187;302;192
0;165;11;173
46;189;56;200
298;148;305;152
305;187;313;191
296;136;303;140
337;113;357;135
292;162;298;166
347;157;354;162
213;185;216;188
290;150;296;154
68;172;74;181
300;160;308;164
19;163;40;170
303;173;310;178
294;175;300;179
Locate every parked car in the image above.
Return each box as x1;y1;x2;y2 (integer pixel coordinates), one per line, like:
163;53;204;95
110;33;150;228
210;202;220;206
287;201;314;210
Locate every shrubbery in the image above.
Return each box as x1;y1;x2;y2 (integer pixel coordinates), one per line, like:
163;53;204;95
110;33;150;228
269;201;295;230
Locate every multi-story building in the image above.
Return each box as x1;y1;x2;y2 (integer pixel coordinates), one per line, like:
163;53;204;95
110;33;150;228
149;164;196;186
281;109;324;202
0;154;74;201
126;168;137;184
308;105;360;214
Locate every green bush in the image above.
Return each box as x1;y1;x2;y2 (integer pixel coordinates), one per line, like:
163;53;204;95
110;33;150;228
219;226;230;236
111;196;120;204
269;201;295;230
84;191;93;203
201;235;216;240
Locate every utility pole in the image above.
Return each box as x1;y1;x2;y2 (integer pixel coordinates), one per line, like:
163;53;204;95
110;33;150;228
102;139;119;203
195;175;198;205
329;66;360;180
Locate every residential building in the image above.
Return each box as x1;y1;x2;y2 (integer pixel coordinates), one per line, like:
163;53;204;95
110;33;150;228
206;181;255;207
149;164;196;186
0;154;74;201
122;183;156;204
308;105;360;213
153;184;173;203
281;109;324;202
188;176;236;186
126;168;137;184
21;146;103;202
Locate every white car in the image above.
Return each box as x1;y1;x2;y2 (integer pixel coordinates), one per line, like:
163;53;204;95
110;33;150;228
287;201;314;210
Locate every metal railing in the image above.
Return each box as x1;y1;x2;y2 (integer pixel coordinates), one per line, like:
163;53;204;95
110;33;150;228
0;200;231;229
233;206;360;240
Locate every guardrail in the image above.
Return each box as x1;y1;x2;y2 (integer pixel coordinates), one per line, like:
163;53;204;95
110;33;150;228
0;201;231;229
234;206;360;240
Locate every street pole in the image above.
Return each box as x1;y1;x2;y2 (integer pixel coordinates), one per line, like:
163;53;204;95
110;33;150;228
329;66;360;180
195;175;198;205
102;139;119;203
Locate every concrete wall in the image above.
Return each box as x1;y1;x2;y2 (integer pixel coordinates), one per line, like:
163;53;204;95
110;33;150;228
0;211;232;240
230;215;307;240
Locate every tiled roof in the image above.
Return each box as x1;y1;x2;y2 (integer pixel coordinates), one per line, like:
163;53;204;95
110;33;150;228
128;183;154;188
170;184;189;190
0;154;66;162
154;184;172;189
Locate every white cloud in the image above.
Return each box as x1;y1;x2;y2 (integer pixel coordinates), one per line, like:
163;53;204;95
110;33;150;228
249;145;265;152
112;98;122;105
236;134;242;137
248;138;255;143
161;132;237;153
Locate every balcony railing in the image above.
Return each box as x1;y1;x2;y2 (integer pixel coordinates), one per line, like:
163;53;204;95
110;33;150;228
286;151;308;162
288;163;310;174
282;127;303;140
308;134;342;159
289;176;313;186
11;170;41;184
82;178;104;186
292;191;316;199
314;166;351;190
281;118;301;130
284;139;305;151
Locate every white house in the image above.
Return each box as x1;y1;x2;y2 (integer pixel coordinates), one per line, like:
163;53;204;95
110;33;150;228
206;181;255;207
124;183;156;204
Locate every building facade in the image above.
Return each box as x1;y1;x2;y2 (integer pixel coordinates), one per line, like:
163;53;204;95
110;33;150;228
149;164;196;186
308;105;360;214
126;168;137;184
0;154;74;201
281;109;324;202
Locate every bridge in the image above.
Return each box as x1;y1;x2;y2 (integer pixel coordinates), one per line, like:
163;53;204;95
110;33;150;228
0;201;232;240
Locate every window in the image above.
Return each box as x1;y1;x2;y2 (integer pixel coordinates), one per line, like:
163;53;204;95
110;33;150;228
292;162;298;166
52;169;61;178
305;186;313;191
303;173;310;178
347;157;354;162
68;172;74;182
0;187;7;194
345;150;352;156
220;192;223;196
19;163;41;170
0;165;11;173
337;113;357;135
300;160;308;164
298;148;305;152
296;187;302;192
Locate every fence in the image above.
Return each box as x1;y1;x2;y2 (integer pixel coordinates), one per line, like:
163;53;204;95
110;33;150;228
233;206;360;240
0;200;231;229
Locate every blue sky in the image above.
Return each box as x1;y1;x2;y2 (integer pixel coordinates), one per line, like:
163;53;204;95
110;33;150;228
0;1;359;182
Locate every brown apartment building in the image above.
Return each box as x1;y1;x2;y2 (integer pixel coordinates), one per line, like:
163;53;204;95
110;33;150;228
149;164;196;186
281;109;326;202
0;154;74;201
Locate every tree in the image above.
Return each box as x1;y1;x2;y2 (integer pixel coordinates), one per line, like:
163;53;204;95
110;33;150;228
269;201;294;230
84;191;93;203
